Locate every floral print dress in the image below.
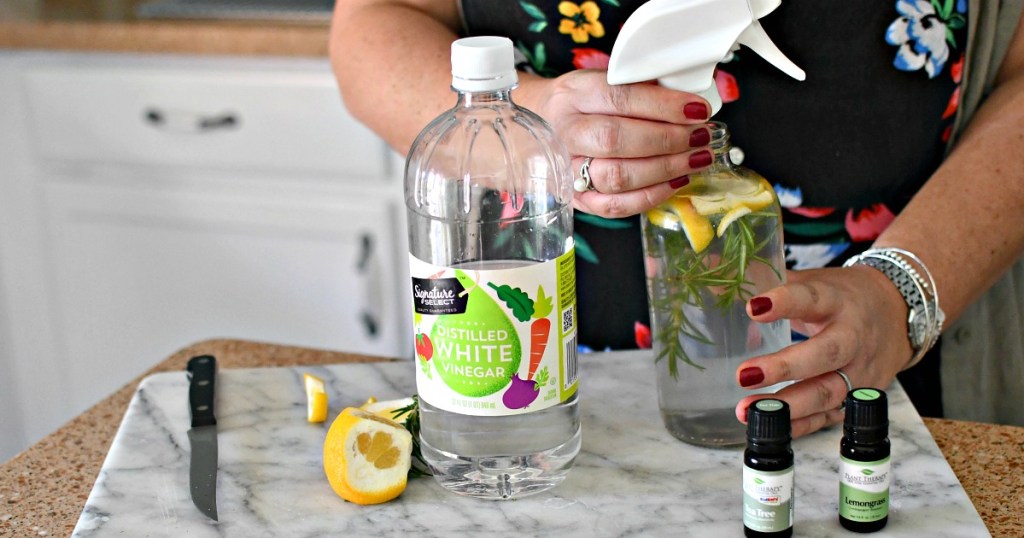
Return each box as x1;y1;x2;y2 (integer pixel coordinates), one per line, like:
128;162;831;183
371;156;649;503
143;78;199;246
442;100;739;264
459;1;969;364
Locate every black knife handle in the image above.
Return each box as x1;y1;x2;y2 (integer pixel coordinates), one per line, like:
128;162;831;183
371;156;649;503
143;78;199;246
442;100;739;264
187;355;217;428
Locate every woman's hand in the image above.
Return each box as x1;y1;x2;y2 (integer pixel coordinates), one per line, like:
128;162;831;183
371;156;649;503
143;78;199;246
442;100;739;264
518;70;715;218
733;265;913;438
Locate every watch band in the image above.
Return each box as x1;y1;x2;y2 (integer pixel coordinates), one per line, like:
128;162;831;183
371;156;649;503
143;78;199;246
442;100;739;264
844;248;945;369
856;256;929;349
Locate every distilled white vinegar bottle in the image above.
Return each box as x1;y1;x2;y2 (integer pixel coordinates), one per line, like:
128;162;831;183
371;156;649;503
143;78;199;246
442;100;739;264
404;36;580;499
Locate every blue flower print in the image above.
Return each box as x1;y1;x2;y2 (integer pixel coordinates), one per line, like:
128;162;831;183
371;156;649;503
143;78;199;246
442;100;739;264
886;0;966;78
784;243;850;270
773;184;803;208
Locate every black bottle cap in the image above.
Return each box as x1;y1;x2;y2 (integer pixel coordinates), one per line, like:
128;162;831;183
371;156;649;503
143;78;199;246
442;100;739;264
843;388;889;439
746;398;791;444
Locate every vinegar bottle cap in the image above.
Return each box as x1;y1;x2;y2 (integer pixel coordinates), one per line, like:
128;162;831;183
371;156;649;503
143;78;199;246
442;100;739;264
451;36;518;92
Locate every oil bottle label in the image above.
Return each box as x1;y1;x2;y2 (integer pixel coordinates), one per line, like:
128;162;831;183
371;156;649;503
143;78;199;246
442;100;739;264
840;456;890;522
743;466;794;533
409;250;577;416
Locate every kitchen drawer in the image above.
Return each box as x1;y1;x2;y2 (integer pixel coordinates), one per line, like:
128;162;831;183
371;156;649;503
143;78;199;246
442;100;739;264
23;62;389;177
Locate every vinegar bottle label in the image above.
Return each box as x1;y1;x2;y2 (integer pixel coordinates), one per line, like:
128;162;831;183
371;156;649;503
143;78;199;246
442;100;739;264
409;250;577;416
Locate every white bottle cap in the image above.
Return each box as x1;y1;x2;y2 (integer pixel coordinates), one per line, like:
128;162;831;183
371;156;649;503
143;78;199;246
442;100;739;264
451;36;518;92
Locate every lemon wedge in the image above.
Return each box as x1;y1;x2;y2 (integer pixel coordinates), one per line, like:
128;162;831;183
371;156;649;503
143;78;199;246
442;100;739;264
304;373;328;423
360;397;416;425
666;196;714;253
323;407;412;505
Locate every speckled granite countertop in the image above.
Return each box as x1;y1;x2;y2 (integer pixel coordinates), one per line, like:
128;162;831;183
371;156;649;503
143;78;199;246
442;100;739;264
0;0;330;56
0;338;1022;537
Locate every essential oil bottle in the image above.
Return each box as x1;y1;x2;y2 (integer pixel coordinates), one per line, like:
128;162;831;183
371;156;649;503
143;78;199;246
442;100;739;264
839;388;890;532
743;399;794;537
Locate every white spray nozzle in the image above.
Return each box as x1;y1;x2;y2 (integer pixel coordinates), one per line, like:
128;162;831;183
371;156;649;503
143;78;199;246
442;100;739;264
607;0;806;115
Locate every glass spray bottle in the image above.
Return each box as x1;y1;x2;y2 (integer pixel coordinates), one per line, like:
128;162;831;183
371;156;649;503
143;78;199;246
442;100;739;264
642;122;790;447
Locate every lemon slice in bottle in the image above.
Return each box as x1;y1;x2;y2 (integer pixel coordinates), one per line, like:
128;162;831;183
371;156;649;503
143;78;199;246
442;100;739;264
689;177;775;216
666;196;715;253
716;205;753;237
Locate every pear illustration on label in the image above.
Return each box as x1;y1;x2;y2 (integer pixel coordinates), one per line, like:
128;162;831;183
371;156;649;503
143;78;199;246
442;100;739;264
430;270;521;397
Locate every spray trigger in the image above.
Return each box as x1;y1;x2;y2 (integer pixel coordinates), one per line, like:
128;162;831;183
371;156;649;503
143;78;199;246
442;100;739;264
607;0;805;116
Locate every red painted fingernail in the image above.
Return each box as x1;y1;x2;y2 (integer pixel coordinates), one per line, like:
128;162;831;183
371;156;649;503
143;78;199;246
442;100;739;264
669;176;690;189
689;150;713;169
740;367;765;387
750;296;773;316
689;127;711;148
684;102;709;120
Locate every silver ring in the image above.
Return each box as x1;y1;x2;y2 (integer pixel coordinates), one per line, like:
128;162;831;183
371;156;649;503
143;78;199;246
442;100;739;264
573;156;595;193
835;369;853;411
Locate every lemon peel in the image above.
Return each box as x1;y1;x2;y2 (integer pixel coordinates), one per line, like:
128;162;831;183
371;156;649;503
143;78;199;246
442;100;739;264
689;183;774;216
666;197;714;253
717;205;753;237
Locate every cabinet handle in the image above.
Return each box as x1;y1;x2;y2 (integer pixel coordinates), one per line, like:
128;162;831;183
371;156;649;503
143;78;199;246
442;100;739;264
143;108;239;133
356;232;382;340
356;233;373;272
360;312;379;338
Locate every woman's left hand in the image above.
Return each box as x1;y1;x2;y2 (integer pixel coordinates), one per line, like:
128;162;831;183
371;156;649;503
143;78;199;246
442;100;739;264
733;264;914;438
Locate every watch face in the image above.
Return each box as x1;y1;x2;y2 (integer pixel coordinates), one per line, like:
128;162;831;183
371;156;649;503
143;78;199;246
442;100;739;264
908;309;927;349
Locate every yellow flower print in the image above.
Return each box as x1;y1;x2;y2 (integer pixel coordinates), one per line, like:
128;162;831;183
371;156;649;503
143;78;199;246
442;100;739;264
558;1;605;44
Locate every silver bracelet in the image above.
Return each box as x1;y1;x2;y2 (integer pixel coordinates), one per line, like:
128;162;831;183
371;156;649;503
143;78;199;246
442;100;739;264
843;248;945;369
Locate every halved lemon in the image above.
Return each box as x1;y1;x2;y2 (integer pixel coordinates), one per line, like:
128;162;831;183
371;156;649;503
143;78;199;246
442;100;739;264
323;407;413;505
304;373;328;423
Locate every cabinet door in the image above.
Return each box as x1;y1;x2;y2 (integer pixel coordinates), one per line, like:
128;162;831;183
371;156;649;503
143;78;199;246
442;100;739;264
41;179;407;415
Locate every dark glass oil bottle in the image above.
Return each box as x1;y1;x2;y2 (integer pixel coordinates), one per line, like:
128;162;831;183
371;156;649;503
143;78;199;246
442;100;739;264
839;388;891;532
743;399;794;537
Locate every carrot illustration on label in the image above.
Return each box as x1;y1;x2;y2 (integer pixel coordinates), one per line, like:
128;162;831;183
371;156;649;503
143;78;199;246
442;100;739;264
528;286;553;381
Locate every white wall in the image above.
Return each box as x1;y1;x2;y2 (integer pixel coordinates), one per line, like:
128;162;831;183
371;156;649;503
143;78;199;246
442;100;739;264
0;52;28;462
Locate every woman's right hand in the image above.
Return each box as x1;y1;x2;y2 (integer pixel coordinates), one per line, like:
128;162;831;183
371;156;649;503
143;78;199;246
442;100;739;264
517;70;716;218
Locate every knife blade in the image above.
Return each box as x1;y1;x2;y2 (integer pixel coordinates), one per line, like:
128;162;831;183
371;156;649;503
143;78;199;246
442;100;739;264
187;355;219;521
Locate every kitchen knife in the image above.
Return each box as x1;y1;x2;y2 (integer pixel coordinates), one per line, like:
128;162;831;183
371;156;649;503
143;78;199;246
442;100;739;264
187;355;219;521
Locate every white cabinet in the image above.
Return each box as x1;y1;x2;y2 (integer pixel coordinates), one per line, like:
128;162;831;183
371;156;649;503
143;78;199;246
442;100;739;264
0;52;413;460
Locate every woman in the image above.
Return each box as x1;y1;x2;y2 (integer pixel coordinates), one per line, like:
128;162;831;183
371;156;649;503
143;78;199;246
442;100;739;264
330;0;1024;435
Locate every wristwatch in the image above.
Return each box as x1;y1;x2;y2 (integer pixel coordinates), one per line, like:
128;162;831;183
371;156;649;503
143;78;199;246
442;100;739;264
855;256;945;352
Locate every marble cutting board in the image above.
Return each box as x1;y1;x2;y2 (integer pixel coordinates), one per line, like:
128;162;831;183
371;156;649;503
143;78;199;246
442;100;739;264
72;351;988;537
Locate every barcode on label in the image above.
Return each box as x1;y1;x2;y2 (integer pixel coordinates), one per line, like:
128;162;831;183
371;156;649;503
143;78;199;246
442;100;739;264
563;333;578;389
561;305;575;333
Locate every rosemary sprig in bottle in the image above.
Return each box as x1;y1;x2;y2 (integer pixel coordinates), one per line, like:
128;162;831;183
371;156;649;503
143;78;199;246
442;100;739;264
648;210;781;380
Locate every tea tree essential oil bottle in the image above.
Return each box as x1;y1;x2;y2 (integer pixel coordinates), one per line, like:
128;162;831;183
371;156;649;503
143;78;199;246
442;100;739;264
839;388;890;532
743;399;794;537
